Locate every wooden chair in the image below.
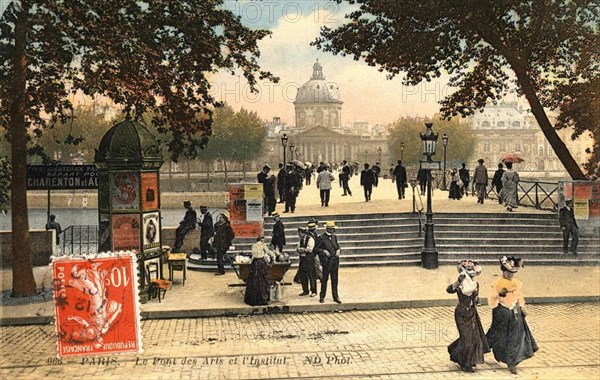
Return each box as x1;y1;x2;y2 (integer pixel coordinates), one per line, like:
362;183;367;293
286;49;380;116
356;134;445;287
146;264;171;303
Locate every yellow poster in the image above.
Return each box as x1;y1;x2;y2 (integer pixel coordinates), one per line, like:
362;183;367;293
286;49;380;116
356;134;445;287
244;184;263;200
574;200;589;220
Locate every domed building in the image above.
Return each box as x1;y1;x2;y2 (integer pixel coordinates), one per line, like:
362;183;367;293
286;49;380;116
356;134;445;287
294;60;343;130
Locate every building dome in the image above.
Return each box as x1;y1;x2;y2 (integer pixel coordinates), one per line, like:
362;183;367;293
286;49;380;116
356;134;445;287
294;61;342;105
95;119;162;169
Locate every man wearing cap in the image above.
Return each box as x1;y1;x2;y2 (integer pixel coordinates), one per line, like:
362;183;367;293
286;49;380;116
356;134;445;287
341;160;353;196
174;201;197;252
393;160;407;199
473;159;489;204
213;212;235;275
270;212;286;254
559;199;579;254
314;221;342;304
198;206;214;260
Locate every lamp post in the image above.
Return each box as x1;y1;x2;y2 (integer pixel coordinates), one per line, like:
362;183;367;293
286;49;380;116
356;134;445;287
420;123;440;269
289;142;295;161
410;178;418;215
377;146;382;163
400;143;405;161
281;134;288;203
442;133;449;190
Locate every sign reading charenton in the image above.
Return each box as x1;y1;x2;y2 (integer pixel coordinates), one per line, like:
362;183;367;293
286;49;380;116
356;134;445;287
27;164;98;190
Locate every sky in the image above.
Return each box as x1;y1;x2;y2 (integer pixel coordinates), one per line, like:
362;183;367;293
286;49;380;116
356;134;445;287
212;0;452;126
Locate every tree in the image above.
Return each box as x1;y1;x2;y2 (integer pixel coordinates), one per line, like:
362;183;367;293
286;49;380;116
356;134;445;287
314;0;599;180
201;105;267;184
0;1;277;297
388;116;477;167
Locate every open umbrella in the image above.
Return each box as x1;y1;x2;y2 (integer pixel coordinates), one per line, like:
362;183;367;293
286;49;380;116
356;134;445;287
288;160;306;169
500;152;525;163
304;161;312;168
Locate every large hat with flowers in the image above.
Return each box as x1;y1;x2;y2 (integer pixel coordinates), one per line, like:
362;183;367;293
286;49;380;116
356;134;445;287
500;256;523;273
456;260;482;277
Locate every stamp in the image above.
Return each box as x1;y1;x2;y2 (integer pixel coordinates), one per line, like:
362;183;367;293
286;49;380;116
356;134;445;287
52;252;142;357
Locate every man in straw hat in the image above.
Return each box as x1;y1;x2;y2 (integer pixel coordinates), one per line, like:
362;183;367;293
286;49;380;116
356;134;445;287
314;220;342;304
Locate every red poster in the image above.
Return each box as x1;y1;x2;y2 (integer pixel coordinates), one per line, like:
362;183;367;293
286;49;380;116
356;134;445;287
52;253;142;357
112;214;141;251
140;172;159;211
111;172;139;210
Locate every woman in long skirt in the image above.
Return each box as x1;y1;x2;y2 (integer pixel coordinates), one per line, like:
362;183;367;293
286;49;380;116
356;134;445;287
447;260;489;372
500;162;520;211
448;169;462;200
487;256;538;374
244;236;272;306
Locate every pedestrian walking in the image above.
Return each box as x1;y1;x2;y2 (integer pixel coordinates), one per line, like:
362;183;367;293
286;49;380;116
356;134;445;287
458;163;470;197
486;256;538;375
297;227;317;297
316;165;335;207
46;214;62;245
417;168;428;196
284;164;300;213
500;162;520;211
491;163;505;204
276;163;286;204
473;159;489;204
213;212;235;275
446;260;490;373
360;163;375;201
198;205;214;260
314;221;342;304
270;212;286;253
448;168;462;200
174;200;197;252
372;162;381;187
304;166;313;185
393;160;407;199
559;199;579;254
257;164;277;216
341;160;353;196
244;236;272;306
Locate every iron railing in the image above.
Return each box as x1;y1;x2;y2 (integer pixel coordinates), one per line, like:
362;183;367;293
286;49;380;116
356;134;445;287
486;180;559;211
59;225;98;255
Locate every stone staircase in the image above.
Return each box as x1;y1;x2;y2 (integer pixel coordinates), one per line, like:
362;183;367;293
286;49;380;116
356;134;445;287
187;212;600;270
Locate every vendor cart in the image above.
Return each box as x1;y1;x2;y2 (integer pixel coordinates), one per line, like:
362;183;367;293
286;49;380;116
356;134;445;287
230;258;292;285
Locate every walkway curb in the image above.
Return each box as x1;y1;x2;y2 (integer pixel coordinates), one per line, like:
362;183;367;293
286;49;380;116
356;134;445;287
2;295;598;327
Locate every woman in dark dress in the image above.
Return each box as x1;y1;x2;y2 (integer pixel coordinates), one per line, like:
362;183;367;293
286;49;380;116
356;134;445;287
487;256;538;374
446;260;489;372
448;168;462;200
244;236;272;306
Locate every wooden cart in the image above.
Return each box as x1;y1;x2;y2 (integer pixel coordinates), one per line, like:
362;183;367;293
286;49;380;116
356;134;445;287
231;261;292;284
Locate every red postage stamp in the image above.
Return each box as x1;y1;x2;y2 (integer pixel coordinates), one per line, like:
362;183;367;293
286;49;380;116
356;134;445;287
52;252;142;357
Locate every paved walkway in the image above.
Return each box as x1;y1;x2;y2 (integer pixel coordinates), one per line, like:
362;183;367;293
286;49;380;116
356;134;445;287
2;262;599;325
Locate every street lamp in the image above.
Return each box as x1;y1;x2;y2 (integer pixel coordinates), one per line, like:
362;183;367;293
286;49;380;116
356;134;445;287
419;122;440;269
377;146;382;163
295;148;300;160
289;142;295;160
442;133;449;190
280;134;288;203
400;143;405;161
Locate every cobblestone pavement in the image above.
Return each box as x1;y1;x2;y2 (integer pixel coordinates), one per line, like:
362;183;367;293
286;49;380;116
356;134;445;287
1;303;598;379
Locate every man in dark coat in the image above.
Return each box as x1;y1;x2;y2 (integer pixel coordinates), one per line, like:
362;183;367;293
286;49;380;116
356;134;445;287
371;162;381;187
417;168;428;196
213;213;235;275
46;214;62;245
360;163;375;202
559;200;579;254
276;163;286;203
458;163;470;196
258;164;276;216
393;160;407;199
270;212;286;253
198;205;214;260
491;163;505;204
174;200;197;252
473;158;489;204
284;164;300;213
341;160;353;196
314;220;342;304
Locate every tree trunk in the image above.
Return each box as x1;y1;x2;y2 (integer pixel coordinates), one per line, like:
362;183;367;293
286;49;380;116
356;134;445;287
11;4;38;297
512;65;586;180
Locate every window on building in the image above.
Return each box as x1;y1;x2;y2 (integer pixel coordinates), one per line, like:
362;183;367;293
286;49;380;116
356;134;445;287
539;147;544;156
483;142;490;152
513;121;521;128
497;121;505;128
482;121;491;128
515;142;522;152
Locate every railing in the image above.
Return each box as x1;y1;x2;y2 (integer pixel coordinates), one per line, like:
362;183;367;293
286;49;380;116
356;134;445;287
59;225;98;255
486;180;559;211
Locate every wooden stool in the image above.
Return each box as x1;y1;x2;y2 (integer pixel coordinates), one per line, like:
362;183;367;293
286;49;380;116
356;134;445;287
168;253;187;286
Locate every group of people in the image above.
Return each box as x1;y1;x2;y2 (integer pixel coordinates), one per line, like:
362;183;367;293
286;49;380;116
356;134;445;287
446;256;538;374
244;217;343;306
174;201;235;275
259;163;305;216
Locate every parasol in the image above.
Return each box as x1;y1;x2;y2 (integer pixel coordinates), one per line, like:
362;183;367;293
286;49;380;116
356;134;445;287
305;161;312;168
500;152;525;164
288;160;306;169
